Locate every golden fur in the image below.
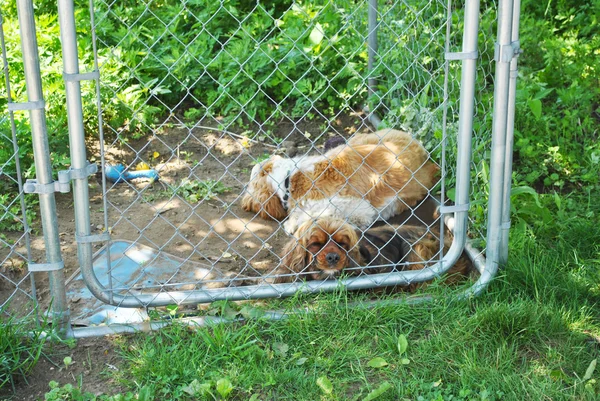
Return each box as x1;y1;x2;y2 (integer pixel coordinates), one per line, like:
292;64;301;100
241;129;439;222
274;217;473;292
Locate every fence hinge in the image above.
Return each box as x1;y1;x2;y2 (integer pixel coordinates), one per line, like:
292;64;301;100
28;260;64;272
7;100;45;111
23;179;70;194
76;232;111;244
439;203;470;214
23;163;97;194
445;51;478;61
494;40;522;63
63;70;100;82
58;162;98;182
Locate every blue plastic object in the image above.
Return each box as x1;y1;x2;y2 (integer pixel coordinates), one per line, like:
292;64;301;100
104;164;159;183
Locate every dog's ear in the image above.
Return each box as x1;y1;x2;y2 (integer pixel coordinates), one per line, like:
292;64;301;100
275;237;309;283
242;185;287;220
259;190;287;220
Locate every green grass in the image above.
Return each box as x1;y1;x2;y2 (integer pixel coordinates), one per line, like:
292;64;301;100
40;204;595;401
0;308;47;391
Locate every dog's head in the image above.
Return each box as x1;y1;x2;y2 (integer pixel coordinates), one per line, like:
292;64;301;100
241;155;291;221
280;217;363;280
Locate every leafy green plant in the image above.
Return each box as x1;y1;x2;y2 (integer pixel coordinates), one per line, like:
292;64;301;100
175;179;231;203
44;381;154;401
0;306;46;390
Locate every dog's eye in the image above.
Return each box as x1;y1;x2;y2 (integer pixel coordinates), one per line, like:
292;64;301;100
307;242;322;251
336;241;349;249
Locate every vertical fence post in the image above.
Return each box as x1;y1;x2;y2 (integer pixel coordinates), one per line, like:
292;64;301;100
55;0;100;305
482;0;516;285
367;0;378;98
499;0;521;265
365;0;381;127
15;0;69;334
450;0;481;253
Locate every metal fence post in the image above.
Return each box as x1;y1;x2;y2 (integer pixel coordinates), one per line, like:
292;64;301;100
477;0;516;293
499;0;521;265
15;0;69;334
367;0;378;98
55;0;102;303
449;0;481;254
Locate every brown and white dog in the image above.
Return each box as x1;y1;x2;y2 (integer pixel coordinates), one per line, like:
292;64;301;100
273;217;473;291
241;129;439;234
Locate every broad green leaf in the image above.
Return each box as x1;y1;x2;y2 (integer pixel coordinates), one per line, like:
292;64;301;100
367;357;388;368
362;381;392;401
309;23;324;45
216;378;234;399
273;342;289;357
397;334;408;356
583;359;597;381
317;376;333;395
296;357;308;365
528;98;542;119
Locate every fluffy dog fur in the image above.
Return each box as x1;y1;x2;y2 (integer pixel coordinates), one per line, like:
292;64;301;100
241;129;439;234
273;217;473;291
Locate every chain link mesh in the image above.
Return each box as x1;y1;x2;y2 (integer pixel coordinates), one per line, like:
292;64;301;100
0;11;38;322
1;0;498;321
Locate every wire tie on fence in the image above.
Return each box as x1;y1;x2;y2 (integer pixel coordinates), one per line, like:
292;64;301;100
23;179;70;194
63;70;100;82
444;51;478;61
28;260;64;272
58;162;98;184
439;203;470;214
76;232;111;244
7;100;45;111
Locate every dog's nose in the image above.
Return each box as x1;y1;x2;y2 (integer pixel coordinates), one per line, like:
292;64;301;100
325;253;340;265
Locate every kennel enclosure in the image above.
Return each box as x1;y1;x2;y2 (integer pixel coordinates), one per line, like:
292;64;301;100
0;0;522;338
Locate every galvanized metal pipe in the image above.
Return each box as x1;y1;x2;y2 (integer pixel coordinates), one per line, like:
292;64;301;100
465;0;516;297
1;11;38;310
451;0;480;256
367;0;378;98
15;0;69;332
499;0;521;265
56;0;103;306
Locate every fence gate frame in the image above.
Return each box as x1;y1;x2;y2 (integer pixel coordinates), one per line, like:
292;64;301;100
4;0;522;338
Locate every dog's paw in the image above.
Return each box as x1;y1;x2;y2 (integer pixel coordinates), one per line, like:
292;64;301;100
348;215;374;230
283;217;298;235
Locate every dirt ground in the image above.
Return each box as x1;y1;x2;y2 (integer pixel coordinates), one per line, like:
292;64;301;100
1;111;371;305
0;336;125;400
1;110;449;400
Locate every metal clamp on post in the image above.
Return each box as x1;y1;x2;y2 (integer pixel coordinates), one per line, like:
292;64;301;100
500;222;511;230
23;179;70;194
76;232;111;244
28;260;65;272
63;70;100;82
445;51;478;61
494;41;522;63
7;100;45;111
439;203;470;214
58;162;98;184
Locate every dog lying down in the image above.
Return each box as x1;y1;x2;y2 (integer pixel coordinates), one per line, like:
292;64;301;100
241;129;439;234
272;217;474;292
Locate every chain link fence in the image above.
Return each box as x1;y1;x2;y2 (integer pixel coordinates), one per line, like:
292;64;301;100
1;0;521;337
0;10;38;325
